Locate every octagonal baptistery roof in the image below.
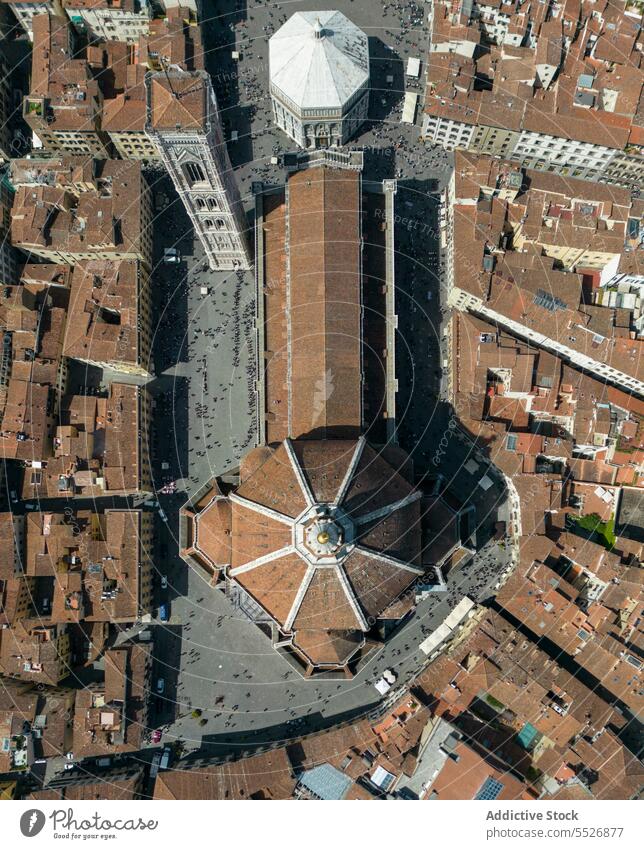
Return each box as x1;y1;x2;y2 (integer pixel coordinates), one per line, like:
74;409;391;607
269;11;370;112
191;437;424;669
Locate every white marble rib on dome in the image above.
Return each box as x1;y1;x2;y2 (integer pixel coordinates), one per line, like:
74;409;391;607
269;11;369;110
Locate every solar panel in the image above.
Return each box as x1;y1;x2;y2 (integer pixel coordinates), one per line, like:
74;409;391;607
533;289;567;313
475;777;505;800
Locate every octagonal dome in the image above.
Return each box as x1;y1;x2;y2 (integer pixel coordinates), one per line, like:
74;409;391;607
269;11;370;112
188;437;424;669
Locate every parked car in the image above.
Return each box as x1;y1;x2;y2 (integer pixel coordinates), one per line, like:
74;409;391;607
156;678;165;694
159;603;169;622
151;729;162;744
160;575;168;589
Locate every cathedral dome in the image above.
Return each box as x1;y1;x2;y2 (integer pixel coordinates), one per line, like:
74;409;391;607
189;437;424;669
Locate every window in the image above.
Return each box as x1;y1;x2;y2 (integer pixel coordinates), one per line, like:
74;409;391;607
184;161;205;185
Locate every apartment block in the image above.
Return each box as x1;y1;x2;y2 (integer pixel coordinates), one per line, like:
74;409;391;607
0;49;14;161
416;608;642;799
445;152;644;395
0;272;70;463
27;766;145;799
139;4;202;71
496;536;642;716
0;513;31;629
10;157;153;266
24;13;112;156
21;384;153;498
102;8;202;159
0;178;19;285
62;0;152;42
101;64;158;160
0;0;62;40
72;643;151;757
63;259;152;375
423;0;644;187
23;508;153;623
0;619;71;685
0;679;74;771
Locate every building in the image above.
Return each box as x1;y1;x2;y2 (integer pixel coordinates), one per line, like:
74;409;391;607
423;0;644;187
181;160;448;677
269;11;370;149
415;608;642;800
153;750;296;800
22;509;154;623
10;157;153;266
0;678;75;767
0;0;62;40
495;538;643;717
72;643;151;757
0;273;70;464
103;7;203;160
421;734;534;801
145;69;251;270
0;513;26;580
256;150;398;443
27;766;145;799
101;65;156;161
0;619;71;685
63;260;152;376
62;0;152;43
0;178;19;285
0;513;31;628
0;49;15;161
451;309;644;473
139;4;202;72
445;152;644;396
23;13;112;157
154;688;531;800
21;385;153;498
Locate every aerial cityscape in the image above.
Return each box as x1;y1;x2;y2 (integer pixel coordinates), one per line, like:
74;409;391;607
0;0;642;806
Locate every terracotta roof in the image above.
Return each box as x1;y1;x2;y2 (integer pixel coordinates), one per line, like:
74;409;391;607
188;437;423;669
148;71;207;130
11;159;149;264
292;629;364;666
27;769;143;801
287;166;362;439
72;643;150;757
23;509;145;623
139;7;203;72
153;750;295;800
